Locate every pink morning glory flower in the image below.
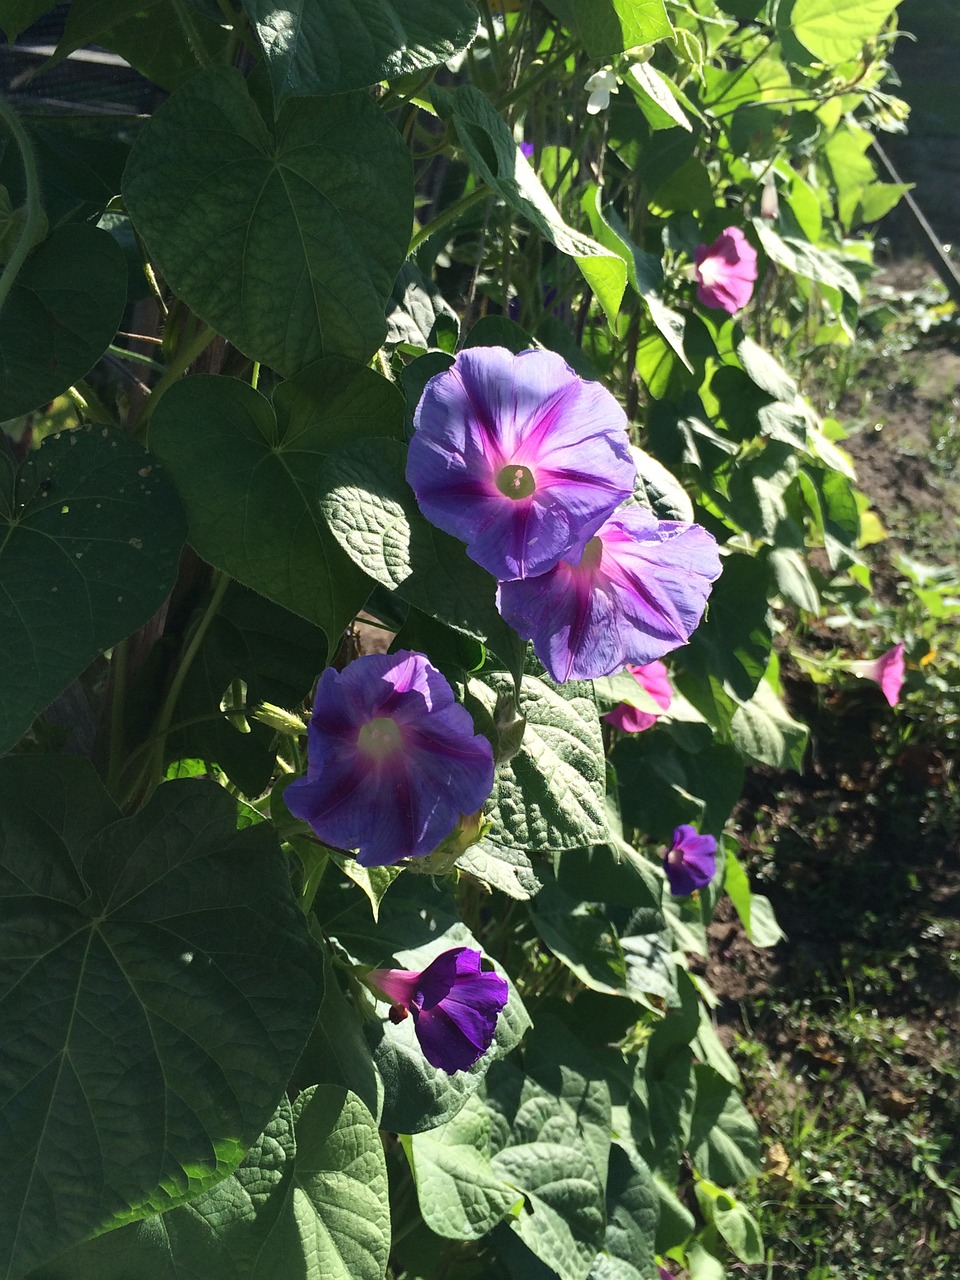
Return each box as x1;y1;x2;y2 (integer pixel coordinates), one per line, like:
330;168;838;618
406;346;636;580
694;226;758;314
603;660;673;733
284;651;494;868
664;824;717;896
496;505;721;682
848;642;905;707
366;946;509;1073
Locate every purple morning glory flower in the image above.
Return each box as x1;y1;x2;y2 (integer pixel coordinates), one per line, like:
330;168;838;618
406;346;636;579
496;504;722;682
664;824;717;896
603;660;673;733
519;140;535;159
284;651;494;868
366;946;509;1073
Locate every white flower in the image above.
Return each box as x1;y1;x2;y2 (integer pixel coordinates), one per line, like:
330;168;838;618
584;67;618;115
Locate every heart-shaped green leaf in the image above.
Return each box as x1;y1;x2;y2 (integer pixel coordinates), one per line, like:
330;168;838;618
0;425;185;754
0;760;323;1279
0;225;126;418
123;68;412;370
24;1087;389;1280
149;363;405;654
243;0;479;98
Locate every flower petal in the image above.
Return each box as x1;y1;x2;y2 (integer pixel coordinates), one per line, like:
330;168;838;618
287;651;494;866
498;506;721;681
407;347;635;578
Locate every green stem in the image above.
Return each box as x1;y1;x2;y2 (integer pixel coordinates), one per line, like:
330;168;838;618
408;187;489;255
170;0;211;68
106;638;131;797
132;322;217;438
123;572;231;806
0;97;42;319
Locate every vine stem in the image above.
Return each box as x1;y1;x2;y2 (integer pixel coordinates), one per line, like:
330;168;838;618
170;0;211;68
132;321;217;438
408;187;489;255
0;97;42;319
122;572;231;807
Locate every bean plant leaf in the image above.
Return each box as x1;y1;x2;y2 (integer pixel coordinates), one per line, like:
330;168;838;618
540;0;672;57
32;1087;389;1280
688;1065;762;1186
456;842;543;901
588;1142;659;1280
787;0;899;64
0;224;126;418
405;1095;520;1241
123;68;412;371
434;86;628;325
0;762;323;1278
243;0;479;98
485;1051;608;1280
319;437;524;682
149;365;404;653
468;671;608;853
0;425;185;755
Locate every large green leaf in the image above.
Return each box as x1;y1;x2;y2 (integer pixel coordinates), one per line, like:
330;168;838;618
319;437;524;681
685;553;771;702
688;1065;761;1186
243;0;478;98
588;1142;659;1280
787;0;899;64
434;87;627;325
31;1087;389;1280
0;225;126;418
405;1095;519;1241
123;68;412;370
0;426;185;755
468;672;608;853
729;676;808;771
149;365;404;652
541;0;672;57
485;1049;608;1280
0;761;323;1278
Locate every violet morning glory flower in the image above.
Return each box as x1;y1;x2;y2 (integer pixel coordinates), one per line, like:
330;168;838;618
366;946;509;1073
694;226;758;314
603;660;673;733
519;140;535;159
406;346;636;580
497;504;721;682
848;642;905;707
284;651;494;868
664;824;717;896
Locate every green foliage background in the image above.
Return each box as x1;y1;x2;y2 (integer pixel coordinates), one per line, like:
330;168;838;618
0;1;912;1277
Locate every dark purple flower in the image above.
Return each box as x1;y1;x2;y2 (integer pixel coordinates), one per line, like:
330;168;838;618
496;505;721;682
406;346;636;579
284;651;494;868
519;140;535;159
694;226;758;314
603;660;673;733
367;946;509;1073
664;824;717;896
